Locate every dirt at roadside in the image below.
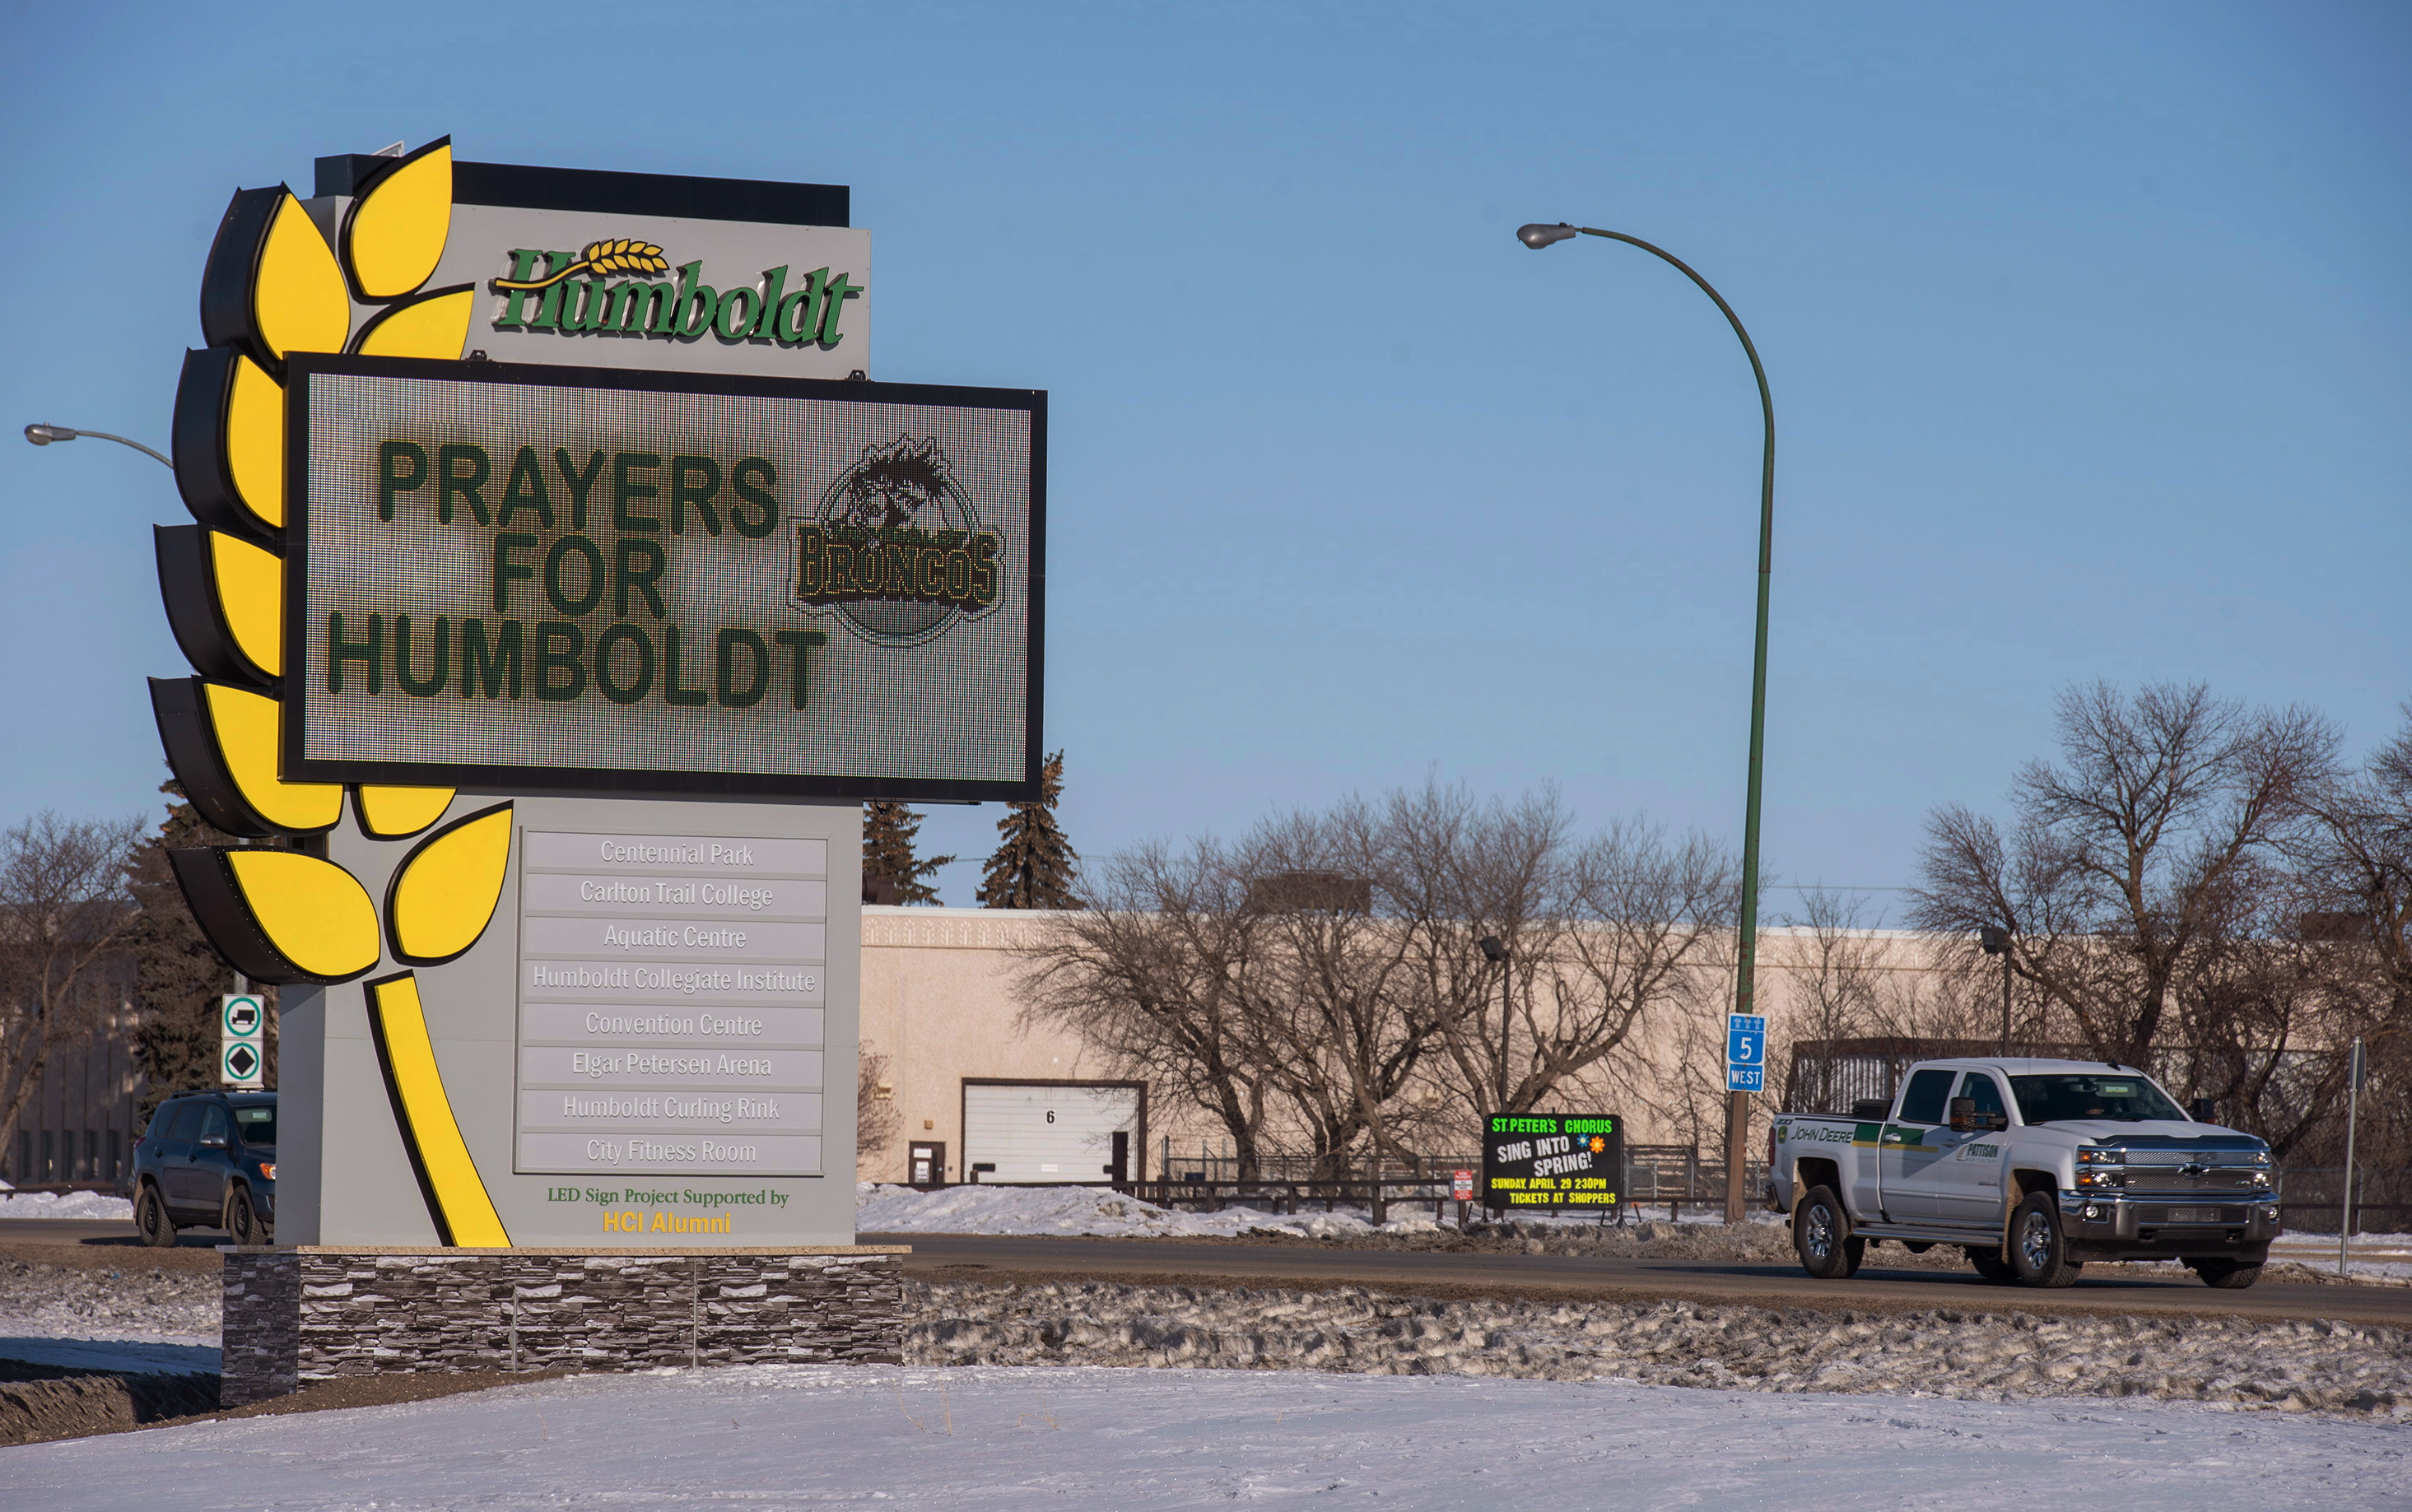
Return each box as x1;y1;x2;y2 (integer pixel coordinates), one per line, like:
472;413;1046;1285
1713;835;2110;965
0;1363;561;1449
0;1237;221;1274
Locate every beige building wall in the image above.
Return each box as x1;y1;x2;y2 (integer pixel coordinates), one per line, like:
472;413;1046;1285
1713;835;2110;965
857;905;1971;1182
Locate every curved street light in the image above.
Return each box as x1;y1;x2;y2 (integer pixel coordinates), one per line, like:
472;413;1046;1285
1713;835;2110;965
23;423;173;469
1516;221;1775;1224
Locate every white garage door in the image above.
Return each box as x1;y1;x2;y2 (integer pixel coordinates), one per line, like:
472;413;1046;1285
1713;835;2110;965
963;1083;1139;1183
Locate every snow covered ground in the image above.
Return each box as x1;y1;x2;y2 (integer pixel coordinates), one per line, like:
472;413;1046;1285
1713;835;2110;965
855;1180;1439;1240
6;1363;2406;1510
0;1189;133;1220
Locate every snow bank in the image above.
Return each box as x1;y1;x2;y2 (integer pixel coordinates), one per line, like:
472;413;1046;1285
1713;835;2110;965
0;1190;131;1221
7;1364;2405;1510
856;1180;1427;1240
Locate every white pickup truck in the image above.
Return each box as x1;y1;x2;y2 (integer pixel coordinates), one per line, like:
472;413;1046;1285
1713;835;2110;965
1767;1057;2280;1289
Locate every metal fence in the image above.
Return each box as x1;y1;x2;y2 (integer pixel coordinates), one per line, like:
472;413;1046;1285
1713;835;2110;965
2270;1167;2412;1235
1019;1144;1772;1222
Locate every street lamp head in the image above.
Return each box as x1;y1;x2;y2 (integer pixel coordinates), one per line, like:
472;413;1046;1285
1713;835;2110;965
1516;222;1578;249
1477;935;1509;964
1978;925;2011;955
23;424;78;445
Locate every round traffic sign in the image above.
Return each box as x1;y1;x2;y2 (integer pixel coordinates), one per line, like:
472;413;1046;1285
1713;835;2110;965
223;995;264;1036
223;1042;261;1082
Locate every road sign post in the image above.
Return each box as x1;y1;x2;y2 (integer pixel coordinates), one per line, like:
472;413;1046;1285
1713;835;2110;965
221;993;265;1088
1725;1014;1765;1217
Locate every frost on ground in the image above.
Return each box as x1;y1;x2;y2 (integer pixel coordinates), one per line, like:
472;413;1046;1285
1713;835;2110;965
6;1362;2407;1511
855;1180;1432;1240
0;1191;132;1221
0;1260;220;1347
912;1279;2412;1417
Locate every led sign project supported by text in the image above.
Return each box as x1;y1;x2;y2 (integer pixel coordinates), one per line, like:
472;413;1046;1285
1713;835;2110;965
285;355;1043;801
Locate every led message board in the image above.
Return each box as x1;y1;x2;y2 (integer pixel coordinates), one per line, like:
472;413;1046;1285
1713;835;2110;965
283;354;1044;802
1483;1113;1623;1212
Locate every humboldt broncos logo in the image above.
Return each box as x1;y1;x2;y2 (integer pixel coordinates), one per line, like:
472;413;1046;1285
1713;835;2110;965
789;435;1003;646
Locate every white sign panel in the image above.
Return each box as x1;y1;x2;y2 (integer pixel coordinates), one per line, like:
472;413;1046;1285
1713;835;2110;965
221;993;265;1087
515;829;828;1177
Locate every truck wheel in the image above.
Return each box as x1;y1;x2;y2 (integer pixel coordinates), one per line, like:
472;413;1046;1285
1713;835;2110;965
2190;1258;2263;1289
1795;1186;1864;1279
1964;1246;2017;1282
2009;1192;2084;1288
134;1184;177;1249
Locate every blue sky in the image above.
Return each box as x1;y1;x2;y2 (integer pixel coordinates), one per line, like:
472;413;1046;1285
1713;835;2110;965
2;2;2404;913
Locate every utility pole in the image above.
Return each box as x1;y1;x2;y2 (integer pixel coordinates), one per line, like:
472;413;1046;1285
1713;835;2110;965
2340;1035;2364;1278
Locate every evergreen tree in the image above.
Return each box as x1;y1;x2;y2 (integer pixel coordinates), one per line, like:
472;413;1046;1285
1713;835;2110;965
121;779;282;1123
862;803;954;905
976;749;1083;910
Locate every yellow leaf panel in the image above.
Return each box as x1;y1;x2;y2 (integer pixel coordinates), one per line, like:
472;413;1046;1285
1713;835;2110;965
203;683;342;833
346;142;453;299
356;784;454;840
211;532;282;678
254;193;352;359
387;803;513;965
225;850;380;981
367;973;510;1247
226;352;286;529
353;286;473;361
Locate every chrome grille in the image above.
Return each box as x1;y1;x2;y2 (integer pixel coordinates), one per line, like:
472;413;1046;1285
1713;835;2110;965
2121;1152;2268;1197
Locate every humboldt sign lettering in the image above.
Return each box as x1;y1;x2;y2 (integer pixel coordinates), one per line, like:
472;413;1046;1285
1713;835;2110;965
490;241;863;351
305;151;872;379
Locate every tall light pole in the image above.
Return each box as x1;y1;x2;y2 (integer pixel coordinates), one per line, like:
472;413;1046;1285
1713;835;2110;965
1478;935;1511;1112
1978;925;2014;1056
23;423;174;469
1516;221;1775;1224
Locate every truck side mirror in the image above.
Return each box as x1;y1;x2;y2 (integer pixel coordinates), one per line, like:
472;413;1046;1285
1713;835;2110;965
2188;1097;2216;1122
1948;1096;1977;1133
1986;1112;2010;1133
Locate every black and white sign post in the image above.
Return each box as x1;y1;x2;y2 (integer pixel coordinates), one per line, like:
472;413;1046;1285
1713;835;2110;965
221;993;266;1088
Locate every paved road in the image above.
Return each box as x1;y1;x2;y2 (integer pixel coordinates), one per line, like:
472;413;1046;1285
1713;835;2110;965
868;1231;2412;1328
12;1219;2405;1327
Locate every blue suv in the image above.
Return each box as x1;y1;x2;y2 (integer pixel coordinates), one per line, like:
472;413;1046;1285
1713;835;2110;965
128;1091;276;1247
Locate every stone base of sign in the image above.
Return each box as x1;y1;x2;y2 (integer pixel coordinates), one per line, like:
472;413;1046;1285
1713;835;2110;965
218;1246;909;1407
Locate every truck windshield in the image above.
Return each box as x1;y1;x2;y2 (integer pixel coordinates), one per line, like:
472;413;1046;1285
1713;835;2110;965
2009;1074;2184;1124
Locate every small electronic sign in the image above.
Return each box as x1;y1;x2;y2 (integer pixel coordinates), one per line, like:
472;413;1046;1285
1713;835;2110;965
1481;1113;1622;1212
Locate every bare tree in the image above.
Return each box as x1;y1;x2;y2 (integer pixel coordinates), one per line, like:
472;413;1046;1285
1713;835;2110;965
1230;800;1432;1174
1382;783;1574;1128
2292;700;2412;1030
1017;839;1278;1175
0;812;146;1157
857;1039;902;1175
1774;887;1887;1110
1519;821;1737;1117
1022;784;1739;1171
1911;682;2333;1066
